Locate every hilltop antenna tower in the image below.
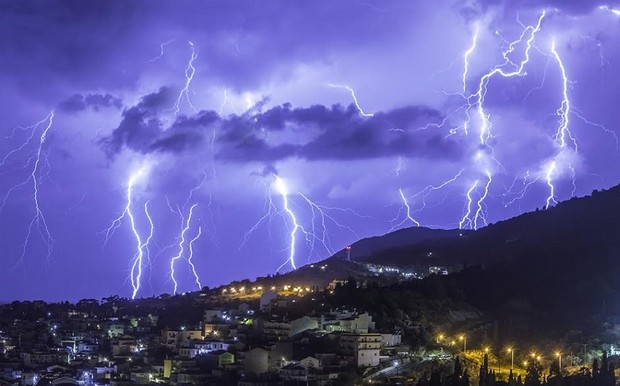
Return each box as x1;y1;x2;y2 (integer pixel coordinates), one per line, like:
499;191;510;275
345;245;352;261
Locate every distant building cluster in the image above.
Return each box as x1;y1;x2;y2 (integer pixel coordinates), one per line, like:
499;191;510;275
0;293;407;386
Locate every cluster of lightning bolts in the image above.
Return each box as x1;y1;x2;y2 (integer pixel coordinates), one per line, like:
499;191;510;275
456;10;553;230
103;166;205;299
0;111;55;268
6;8;619;296
103;165;153;299
241;173;361;272
98;39;211;299
394;7;619;231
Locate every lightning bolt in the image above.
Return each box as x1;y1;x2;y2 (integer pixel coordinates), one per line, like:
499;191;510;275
390;188;421;231
0;111;55;266
242;173;360;271
503;171;540;207
572;108;618;150
545;161;557;209
391;170;463;231
462;23;480;94
472;10;546;146
298;193;363;259
130;201;154;299
169;203;200;294
0;114;53;170
186;226;203;290
274;176;301;271
102;165;152;299
459;180;479;230
327;83;374;117
473;169;492;230
550;39;577;150
147;39;175;63
173;41;198;115
218;89;240;116
394;157;407;176
569;163;577;197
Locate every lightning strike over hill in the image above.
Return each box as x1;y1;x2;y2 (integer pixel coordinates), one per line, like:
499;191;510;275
473;169;492;230
242;174;359;272
545;161;558;209
274;175;301;272
459;180;479;230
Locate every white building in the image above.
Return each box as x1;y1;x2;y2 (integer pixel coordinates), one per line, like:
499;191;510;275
380;333;402;348
339;333;382;367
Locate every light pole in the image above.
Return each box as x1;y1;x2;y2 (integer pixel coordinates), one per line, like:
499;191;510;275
507;348;514;370
459;335;467;353
555;352;562;371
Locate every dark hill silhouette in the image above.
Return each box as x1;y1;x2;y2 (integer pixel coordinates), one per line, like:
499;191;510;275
342;226;468;262
352;186;620;268
342;185;620;337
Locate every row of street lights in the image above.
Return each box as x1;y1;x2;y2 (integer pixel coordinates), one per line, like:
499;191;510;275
437;334;564;371
436;334;466;352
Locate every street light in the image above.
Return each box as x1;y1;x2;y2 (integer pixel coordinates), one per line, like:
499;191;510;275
459;335;467;353
437;334;444;344
555;352;562;370
506;347;514;370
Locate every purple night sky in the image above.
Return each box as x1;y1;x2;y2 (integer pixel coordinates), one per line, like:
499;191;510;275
1;0;620;302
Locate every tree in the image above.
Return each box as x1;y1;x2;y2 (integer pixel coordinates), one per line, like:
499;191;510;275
524;361;544;386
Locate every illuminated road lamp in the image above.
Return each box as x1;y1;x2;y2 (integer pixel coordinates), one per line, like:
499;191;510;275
506;347;514;370
458;335;467;352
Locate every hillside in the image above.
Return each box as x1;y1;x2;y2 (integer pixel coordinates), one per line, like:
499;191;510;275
344;186;620;338
342;226;468;261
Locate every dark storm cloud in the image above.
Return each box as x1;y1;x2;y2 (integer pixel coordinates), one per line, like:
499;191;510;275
103;93;463;162
101;87;174;156
149;132;204;153
295;105;463;161
58;93;122;112
218;137;299;162
0;1;139;94
0;0;430;99
103;88;220;156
